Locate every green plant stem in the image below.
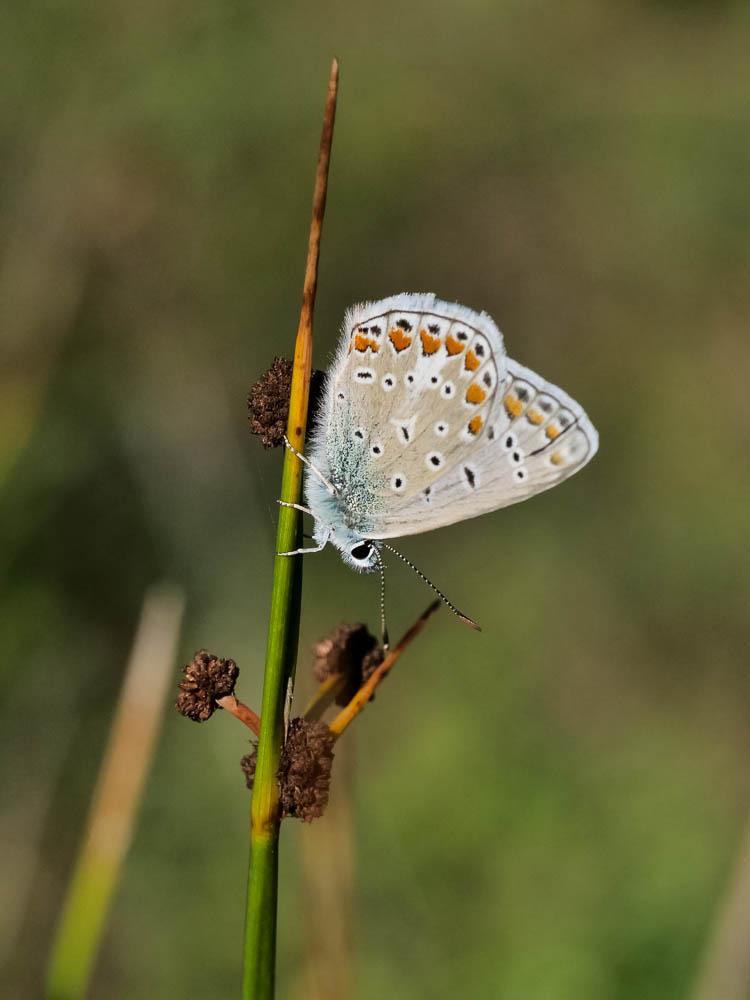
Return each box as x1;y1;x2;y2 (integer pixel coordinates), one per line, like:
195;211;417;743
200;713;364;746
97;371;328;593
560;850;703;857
243;58;338;1000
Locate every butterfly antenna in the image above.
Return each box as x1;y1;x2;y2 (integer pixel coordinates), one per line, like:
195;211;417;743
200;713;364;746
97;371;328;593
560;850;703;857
374;546;390;651
379;542;481;632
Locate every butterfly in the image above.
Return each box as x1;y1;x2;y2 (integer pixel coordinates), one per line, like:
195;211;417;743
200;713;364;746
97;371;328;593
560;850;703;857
281;293;598;636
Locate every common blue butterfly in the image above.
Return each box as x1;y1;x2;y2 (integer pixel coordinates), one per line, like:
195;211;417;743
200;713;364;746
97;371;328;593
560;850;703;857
281;293;598;633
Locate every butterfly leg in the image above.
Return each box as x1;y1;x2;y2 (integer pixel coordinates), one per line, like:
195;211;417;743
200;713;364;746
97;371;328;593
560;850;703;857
282;435;337;496
276;500;312;515
277;529;330;557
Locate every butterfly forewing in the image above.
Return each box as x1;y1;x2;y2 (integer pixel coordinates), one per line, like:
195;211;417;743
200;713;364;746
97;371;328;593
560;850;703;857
313;294;507;526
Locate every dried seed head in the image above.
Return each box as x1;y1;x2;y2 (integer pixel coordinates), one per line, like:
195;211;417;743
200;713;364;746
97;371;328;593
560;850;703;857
240;746;257;789
176;650;239;722
279;718;336;822
247;358;325;449
242;718;336;822
313;623;384;705
247;357;292;448
361;644;384;684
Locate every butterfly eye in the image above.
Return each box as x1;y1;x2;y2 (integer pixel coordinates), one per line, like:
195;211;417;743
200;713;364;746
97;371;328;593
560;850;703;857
350;542;372;561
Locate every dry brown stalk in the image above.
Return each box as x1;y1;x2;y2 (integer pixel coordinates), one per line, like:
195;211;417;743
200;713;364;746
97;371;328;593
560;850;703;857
216;695;261;736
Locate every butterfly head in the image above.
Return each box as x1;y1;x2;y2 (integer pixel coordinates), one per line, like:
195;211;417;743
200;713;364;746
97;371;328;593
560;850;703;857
310;517;379;573
344;538;379;572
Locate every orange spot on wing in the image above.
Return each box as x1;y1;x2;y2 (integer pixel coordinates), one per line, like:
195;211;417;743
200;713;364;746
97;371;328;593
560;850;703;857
504;394;523;418
466;383;487;405
550;450;565;466
419;329;441;355
354;334;380;353
445;335;465;356
546;424;561;440
468;415;483;435
389;328;412;352
464;350;480;371
526;408;543;425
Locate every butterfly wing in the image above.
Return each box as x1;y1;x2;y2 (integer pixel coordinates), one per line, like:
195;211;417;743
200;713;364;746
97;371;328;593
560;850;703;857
306;293;508;535
368;357;598;538
306;293;597;540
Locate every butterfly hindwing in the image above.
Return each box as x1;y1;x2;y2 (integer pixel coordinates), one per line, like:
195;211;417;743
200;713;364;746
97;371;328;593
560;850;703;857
368;358;599;538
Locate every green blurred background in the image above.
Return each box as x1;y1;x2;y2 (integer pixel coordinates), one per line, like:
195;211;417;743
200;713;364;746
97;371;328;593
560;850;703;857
2;1;749;997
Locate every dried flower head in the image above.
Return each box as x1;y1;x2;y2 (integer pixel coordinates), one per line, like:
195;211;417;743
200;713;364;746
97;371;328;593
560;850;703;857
241;718;336;822
241;746;258;788
279;718;336;821
247;358;325;448
176;650;239;722
247;357;292;448
313;623;383;705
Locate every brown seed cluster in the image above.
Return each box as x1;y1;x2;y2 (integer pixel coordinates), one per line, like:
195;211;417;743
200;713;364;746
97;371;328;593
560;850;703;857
313;623;383;705
247;357;325;449
240;747;258;788
241;717;336;823
176;650;239;722
247;357;293;448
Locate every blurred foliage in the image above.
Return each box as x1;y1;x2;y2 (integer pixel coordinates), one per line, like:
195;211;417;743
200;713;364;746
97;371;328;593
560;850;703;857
1;1;749;998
